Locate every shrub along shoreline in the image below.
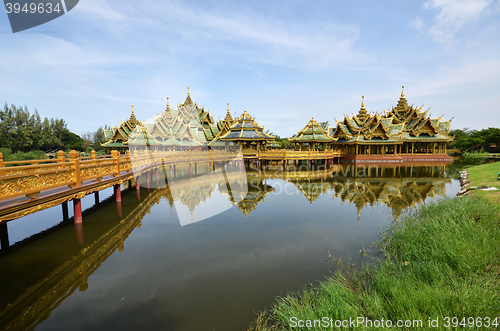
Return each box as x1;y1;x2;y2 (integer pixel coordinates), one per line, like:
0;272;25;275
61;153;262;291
248;167;500;330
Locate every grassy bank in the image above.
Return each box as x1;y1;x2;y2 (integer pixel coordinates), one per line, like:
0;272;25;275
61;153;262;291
466;162;500;203
248;197;500;330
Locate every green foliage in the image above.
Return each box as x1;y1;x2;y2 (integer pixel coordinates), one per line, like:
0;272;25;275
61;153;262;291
82;125;107;152
450;127;500;152
0;147;13;161
319;121;329;131
461;151;488;166
0;102;83;152
250;197;500;330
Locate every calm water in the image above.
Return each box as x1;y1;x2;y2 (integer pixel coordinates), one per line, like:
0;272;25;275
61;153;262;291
0;164;460;331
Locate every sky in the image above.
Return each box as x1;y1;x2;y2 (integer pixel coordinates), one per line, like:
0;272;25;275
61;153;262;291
1;0;499;138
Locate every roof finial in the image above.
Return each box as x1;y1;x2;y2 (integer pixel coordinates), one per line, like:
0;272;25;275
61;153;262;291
361;96;365;109
131;104;134;113
187;86;190;96
166;97;170;110
401;85;405;98
227;102;230;113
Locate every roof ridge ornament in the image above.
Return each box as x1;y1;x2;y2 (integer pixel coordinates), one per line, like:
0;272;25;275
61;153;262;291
359;95;367;115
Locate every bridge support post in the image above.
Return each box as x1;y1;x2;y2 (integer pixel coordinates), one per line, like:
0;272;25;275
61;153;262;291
62;201;69;222
94;191;100;205
74;199;82;224
0;222;9;250
114;184;121;203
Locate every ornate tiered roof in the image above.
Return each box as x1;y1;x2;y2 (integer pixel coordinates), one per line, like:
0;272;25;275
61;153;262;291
125;90;233;149
212;109;275;143
289;117;335;143
331;87;453;145
101;106;140;150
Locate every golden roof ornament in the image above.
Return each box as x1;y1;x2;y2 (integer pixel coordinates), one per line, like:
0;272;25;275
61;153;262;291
359;96;367;115
129;104;137;123
401;85;405;98
184;86;194;105
224;102;233;122
166;97;170;110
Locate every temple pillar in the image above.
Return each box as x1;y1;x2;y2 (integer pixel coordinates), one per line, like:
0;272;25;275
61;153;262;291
411;143;414;154
355;144;358;155
94;191;99;205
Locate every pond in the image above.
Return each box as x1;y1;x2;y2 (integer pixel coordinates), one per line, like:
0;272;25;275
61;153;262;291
0;163;460;331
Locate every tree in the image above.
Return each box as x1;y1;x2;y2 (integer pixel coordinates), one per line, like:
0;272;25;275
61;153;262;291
320;121;329;131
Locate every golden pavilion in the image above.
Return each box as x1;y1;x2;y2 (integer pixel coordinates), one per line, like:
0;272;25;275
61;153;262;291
329;86;453;162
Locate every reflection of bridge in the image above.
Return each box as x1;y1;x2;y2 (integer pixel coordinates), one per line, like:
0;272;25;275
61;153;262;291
0;183;158;330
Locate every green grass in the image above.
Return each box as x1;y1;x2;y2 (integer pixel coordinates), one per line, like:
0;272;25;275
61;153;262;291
466;162;500;203
248;197;500;330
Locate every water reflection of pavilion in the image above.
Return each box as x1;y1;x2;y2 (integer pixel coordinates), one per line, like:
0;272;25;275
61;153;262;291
157;164;450;219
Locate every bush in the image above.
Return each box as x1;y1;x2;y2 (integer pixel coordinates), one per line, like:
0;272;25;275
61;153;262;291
461;151;487;166
11;150;48;161
0;148;13;161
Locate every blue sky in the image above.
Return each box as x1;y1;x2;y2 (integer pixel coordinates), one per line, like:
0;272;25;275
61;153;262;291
1;0;499;138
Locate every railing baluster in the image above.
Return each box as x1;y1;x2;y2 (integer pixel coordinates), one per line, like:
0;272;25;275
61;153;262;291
68;150;81;187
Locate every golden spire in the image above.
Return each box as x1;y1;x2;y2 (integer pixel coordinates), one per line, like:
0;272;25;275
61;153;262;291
401;85;405;98
166;97;170;110
361;96;365;110
184;86;194;105
224;102;233;123
130;104;137;123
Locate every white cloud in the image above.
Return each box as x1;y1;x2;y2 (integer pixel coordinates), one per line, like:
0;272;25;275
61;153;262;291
409;17;425;30
423;0;493;44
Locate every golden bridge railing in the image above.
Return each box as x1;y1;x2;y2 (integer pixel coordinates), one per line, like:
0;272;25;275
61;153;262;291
0;150;132;201
0;148;344;203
